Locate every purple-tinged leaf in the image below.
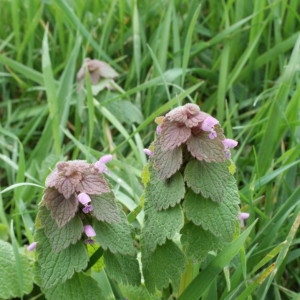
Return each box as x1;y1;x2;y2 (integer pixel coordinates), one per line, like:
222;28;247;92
90;192;120;223
43;188;78;227
160;119;191;150
76;167;110;195
153;138;183;180
187;125;226;162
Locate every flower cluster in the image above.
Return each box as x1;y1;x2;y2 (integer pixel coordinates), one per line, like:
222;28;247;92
149;103;238;179
42;156;113;243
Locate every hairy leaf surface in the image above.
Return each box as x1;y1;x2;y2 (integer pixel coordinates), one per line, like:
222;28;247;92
39;205;83;252
183;189;239;241
35;229;88;289
141;203;184;253
44;187;78;227
145;167;185;210
142;240;185;293
91;192;120;223
104;250;141;286
184;160;230;202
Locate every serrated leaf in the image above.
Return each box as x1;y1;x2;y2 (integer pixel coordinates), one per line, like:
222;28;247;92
142;240;186;293
181;222;224;262
160;119;191;150
145;167;185;210
184;160;230;202
39;205;83;252
35;229;88;289
104;250;141;286
183;188;239;241
153;138;183;180
43;187;78;227
119;284;161;300
0;240;33;299
77;168;110;195
93;212;136;255
91;192;120;223
141;203;184;253
43;272;105;300
187;125;226;162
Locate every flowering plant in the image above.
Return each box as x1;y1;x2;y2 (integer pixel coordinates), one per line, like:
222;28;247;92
30;104;242;299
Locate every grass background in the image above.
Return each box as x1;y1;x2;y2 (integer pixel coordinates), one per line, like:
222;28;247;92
0;0;299;299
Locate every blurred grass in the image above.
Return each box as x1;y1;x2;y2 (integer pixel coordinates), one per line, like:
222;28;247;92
0;0;299;299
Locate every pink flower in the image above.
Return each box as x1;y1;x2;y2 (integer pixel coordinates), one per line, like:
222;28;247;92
27;242;37;251
239;212;250;227
78;192;91;205
82;204;93;214
143;149;153;157
222;138;238;159
94;154;113;174
201;116;219;139
84;225;96;237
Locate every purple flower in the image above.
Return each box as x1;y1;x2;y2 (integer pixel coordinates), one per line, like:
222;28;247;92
143;149;153;157
82;204;94;214
27;242;37;251
222;138;238;159
84;225;96;237
94;154;113;174
200;116;219;139
156;125;162;135
239;212;250;227
78;192;91;205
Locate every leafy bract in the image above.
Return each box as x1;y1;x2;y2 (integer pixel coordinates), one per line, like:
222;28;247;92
43;273;105;300
43;187;78;227
181;222;223;262
184;160;230;202
0;240;33;299
91;192;120;223
119;284;161;300
187;125;226;162
141;203;184;253
183;189;239;242
35;229;88;289
153;138;182;180
145;167;185;210
76;167;110;195
93;212;135;255
104;250;141;286
160;119;191;150
39;205;83;252
142;240;185;293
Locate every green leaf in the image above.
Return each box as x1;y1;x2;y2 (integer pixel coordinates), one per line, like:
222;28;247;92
93;212;136;255
184;160;231;202
141;203;184;253
104;250;141;286
39;205;83;252
91;192;120;223
142;240;186;293
186;125;226;162
44;187;78;227
35;229;88;289
105;99;143;124
43;272;105;300
181;222;224;262
178;222;256;300
145;167;185;210
0;240;33;299
119;284;161;300
153;137;183;179
183;188;239;241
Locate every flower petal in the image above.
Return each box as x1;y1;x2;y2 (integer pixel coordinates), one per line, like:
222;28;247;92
78;192;91;205
84;225;96;237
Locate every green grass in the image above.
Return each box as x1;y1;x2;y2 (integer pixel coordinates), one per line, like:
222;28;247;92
0;0;299;299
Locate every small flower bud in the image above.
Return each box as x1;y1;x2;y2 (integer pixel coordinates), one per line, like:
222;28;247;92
222;139;238;149
27;242;37;251
201;116;219;132
78;192;91;205
82;204;94;214
84;225;96;237
95;155;113;173
143;149;153;157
